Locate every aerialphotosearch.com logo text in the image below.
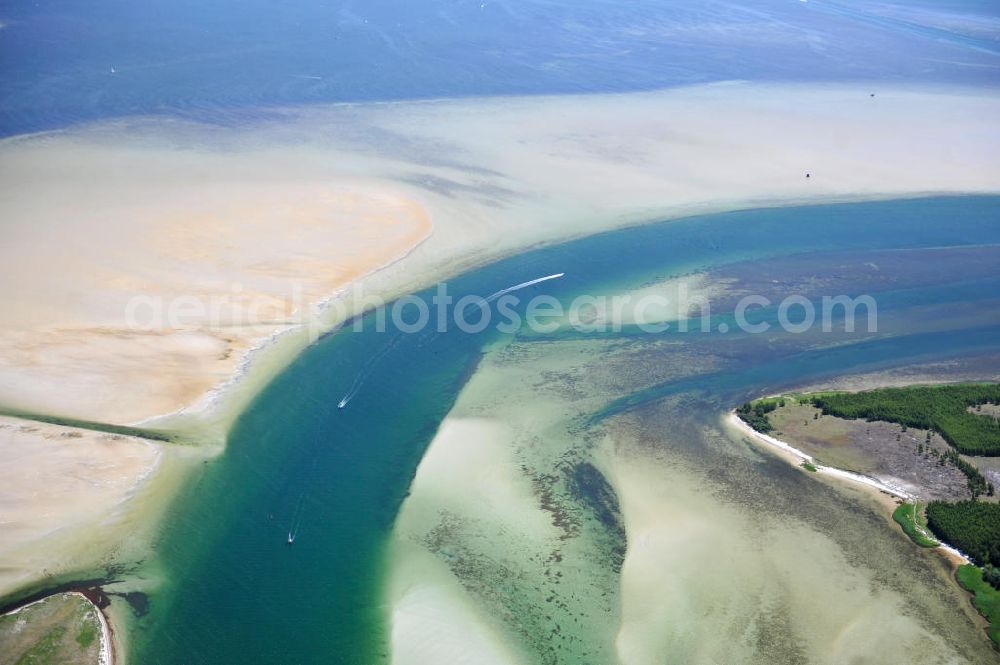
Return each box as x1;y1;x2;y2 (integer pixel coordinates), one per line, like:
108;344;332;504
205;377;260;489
123;278;878;338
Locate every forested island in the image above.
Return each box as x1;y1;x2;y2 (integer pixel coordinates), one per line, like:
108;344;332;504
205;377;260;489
738;382;1000;646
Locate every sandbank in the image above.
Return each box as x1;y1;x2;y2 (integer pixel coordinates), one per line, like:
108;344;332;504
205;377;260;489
389;326;996;663
0;415;202;604
3;83;999;431
7;83;1000;422
600;421;979;664
2;82;1000;648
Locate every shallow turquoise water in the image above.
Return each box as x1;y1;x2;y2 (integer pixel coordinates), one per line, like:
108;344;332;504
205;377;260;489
133;196;1000;663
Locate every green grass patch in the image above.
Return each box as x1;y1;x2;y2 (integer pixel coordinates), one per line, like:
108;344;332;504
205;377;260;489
892;503;939;548
956;564;1000;646
15;625;67;665
801;461;818;473
74;618;97;649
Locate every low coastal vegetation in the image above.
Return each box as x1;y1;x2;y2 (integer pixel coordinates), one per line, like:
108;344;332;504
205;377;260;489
956;565;1000;645
735;398;783;434
0;593;102;665
892;503;939;548
740;384;997;498
810;383;1000;456
738;382;1000;645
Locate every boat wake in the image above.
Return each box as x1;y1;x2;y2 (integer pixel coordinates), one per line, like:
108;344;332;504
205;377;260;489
287;492;305;545
484;272;565;303
336;333;403;409
336;275;564;410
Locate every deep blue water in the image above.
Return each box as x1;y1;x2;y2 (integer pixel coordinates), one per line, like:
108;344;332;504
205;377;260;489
3;2;999;661
2;0;999;135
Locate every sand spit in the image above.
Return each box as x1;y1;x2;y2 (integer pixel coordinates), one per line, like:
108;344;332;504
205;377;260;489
727;411;974;567
0;415;204;604
0;165;431;425
727;411;919;500
386;413;591;664
91;591;113;665
1;83;999;432
386;339;662;665
0;417;160;595
2;82;1000;646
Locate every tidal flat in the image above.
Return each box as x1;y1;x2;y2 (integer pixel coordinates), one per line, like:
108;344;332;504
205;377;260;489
94;196;1000;664
386;211;1000;664
5;87;999;641
4;1;1000;660
390;335;999;664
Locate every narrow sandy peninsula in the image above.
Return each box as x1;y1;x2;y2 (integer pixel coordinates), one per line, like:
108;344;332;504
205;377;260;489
1;83;1000;656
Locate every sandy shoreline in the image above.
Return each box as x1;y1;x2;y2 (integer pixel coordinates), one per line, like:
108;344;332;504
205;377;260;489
0;417;164;595
2;81;1000;655
0;590;113;664
384;325;1000;664
5;82;1000;433
727;411;972;566
65;591;114;665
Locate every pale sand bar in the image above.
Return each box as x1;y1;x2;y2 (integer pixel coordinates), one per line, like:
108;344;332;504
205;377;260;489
2;83;998;429
1;83;999;634
0;417;160;595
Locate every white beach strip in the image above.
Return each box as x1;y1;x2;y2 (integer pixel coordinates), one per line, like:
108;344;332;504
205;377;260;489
727;412;977;565
729;413;816;462
97;603;112;665
939;543;972;563
818;464;915;501
728;411;914;499
0;596;48;617
68;592;113;665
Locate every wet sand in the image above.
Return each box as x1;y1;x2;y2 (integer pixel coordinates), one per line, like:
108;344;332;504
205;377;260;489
3;83;999;430
1;82;999;652
387;330;998;663
0;418;160;596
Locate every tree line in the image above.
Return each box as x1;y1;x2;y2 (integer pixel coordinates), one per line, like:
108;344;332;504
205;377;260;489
927;501;1000;583
810;383;1000;456
736;398;783;434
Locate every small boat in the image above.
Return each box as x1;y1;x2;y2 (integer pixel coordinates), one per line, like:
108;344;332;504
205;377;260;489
337;398;348;409
287;533;295;544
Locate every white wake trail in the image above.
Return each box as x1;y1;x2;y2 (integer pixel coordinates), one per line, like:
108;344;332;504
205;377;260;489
287;491;306;544
337;334;403;409
485;272;565;302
